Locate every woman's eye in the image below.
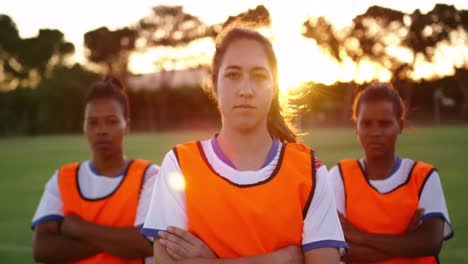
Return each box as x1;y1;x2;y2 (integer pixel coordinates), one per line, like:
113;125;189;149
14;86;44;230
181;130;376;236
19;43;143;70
380;120;392;127
252;73;267;80
361;121;370;126
87;120;97;127
108;119;119;125
225;72;240;79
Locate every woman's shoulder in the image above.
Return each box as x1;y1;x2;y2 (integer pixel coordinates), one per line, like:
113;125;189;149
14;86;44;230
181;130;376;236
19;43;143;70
59;160;87;168
173;139;209;149
398;158;436;172
283;142;315;158
54;160;90;177
284;142;325;170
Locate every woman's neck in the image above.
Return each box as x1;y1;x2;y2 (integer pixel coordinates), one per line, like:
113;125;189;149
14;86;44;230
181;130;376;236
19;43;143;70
364;153;397;180
217;127;273;171
92;153;127;177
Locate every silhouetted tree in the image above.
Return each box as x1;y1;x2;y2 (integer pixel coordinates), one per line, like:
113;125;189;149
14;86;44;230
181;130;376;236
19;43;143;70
84;26;137;76
302;4;468;120
302;16;358;120
135;5;216;129
0;14;21;90
37;64;100;133
0;15;74;90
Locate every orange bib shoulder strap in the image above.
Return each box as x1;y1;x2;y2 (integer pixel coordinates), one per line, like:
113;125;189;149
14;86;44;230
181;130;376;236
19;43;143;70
58;162;80;180
409;161;435;198
285;142;317;218
338;159;361;210
57;162;81;202
125;158;152;196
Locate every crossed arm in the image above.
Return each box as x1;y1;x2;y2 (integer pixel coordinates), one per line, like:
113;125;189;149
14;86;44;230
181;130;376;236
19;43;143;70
152;226;339;264
33;220;99;263
340;210;445;262
33;214;152;263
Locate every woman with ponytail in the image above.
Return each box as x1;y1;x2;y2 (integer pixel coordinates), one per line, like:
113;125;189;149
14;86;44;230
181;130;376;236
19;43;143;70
142;25;346;264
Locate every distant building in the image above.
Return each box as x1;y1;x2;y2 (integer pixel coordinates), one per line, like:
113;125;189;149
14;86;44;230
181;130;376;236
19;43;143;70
126;67;210;91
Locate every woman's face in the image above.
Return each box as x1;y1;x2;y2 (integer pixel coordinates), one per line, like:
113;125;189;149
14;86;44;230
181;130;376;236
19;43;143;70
83;98;128;159
356;100;402;160
215;39;275;133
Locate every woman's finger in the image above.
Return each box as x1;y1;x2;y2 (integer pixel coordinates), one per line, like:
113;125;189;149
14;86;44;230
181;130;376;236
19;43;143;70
167;226;200;245
166;246;182;261
159;230;192;249
407;208;425;232
159;238;190;258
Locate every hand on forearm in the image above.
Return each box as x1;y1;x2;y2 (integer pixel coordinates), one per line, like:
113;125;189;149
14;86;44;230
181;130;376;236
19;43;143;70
405;208;425;233
338;212;366;244
159;226;217;260
349;218;444;258
33;220;100;263
62;214;152;258
60;214;86;238
177;246;302;264
155;236;303;264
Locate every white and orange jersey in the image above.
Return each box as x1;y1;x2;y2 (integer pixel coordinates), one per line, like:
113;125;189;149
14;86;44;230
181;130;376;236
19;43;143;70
142;137;347;257
32;159;159;263
329;157;453;238
328;158;453;263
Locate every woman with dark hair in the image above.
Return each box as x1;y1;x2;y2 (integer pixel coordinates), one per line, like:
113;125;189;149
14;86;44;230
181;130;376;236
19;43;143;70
142;25;346;264
328;83;454;263
32;75;158;263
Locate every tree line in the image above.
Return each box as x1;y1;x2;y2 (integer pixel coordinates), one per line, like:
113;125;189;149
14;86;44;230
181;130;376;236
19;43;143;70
0;4;467;135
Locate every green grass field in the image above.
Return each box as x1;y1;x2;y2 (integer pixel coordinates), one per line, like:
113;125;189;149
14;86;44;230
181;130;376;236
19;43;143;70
0;125;466;263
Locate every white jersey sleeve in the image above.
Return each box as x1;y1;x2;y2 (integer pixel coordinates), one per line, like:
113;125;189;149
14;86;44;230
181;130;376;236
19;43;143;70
302;164;348;253
141;150;187;238
327;165;345;215
31;170;64;228
134;164;159;226
33;162;160;229
419;170;454;239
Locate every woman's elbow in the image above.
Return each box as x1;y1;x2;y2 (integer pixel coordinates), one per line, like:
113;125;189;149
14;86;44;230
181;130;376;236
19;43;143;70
415;238;443;257
427;239;443;256
33;244;52;263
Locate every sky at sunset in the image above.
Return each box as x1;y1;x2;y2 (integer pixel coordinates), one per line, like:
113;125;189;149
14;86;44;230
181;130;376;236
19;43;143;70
3;0;468;88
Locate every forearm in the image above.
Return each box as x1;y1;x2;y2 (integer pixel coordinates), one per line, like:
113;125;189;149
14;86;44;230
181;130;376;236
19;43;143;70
154;239;297;264
355;219;443;258
178;254;281;264
359;232;439;258
304;247;339;264
74;223;152;258
33;231;99;263
343;243;390;262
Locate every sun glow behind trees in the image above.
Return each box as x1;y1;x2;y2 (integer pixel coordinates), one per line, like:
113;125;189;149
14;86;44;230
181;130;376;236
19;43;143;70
127;3;467;94
4;0;467;91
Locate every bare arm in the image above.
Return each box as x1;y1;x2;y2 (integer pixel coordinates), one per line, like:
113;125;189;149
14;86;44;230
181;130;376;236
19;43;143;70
33;220;100;263
341;209;425;262
357;218;443;258
343;243;390;262
154;239;303;264
61;214;152;259
304;247;339;264
341;212;444;259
